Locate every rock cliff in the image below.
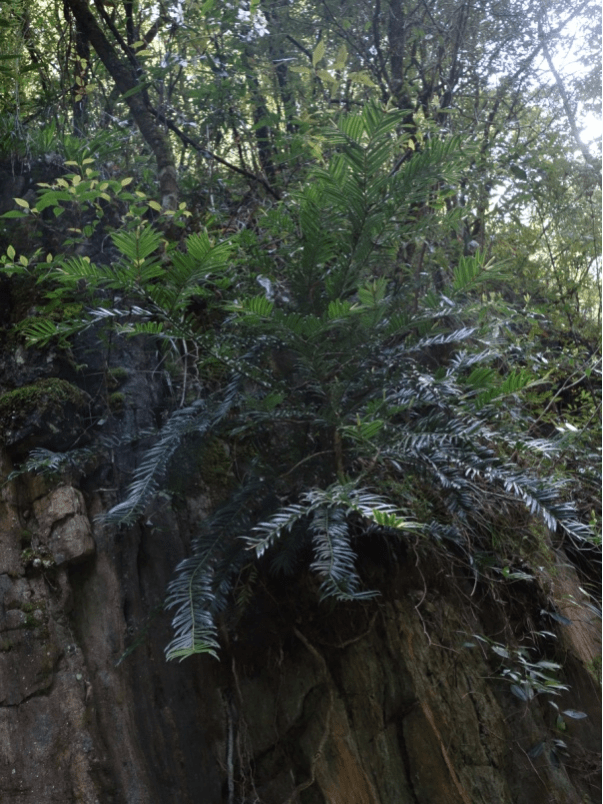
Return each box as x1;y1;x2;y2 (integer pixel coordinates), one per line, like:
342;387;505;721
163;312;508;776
0;333;600;804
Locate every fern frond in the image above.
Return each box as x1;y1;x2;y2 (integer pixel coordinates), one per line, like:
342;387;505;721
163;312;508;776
165;479;267;661
310;507;370;600
452;253;510;293
165;553;221;661
473;370;534;410
111;225;163;264
182;231;232;272
407;326;478;351
104;402;208;526
269;524;311;575
246;503;307;558
326;298;355;320
120;321;167;336
8;446;98;479
21;317;91;348
55;255;109;284
449;349;497;373
236;295;274;318
105;378;243;526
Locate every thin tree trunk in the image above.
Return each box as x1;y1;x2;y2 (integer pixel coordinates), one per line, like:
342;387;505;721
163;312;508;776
72;21;90;137
63;0;179;209
539;19;601;181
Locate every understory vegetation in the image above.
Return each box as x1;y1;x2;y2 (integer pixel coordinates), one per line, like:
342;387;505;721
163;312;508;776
0;0;600;670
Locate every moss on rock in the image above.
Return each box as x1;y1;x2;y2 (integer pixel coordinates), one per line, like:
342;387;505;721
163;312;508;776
0;378;86;423
0;377;89;450
107;391;126;412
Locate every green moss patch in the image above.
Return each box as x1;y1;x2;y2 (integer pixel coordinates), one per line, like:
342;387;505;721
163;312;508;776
0;378;89;443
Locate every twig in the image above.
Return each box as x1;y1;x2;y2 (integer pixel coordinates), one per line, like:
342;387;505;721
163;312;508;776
146;103;281;199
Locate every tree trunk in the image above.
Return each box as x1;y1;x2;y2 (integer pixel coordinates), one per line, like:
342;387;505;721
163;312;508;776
63;0;179;210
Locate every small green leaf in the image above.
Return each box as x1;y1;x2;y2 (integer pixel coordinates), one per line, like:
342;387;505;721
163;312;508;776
348;71;376;87
316;69;337;84
36;191;73;211
120;82;148;100
536;660;562;671
312;40;326;67
528;741;545;758
467;366;495;389
561;709;587;719
510;684;533;701
545;611;573;626
334;44;347;70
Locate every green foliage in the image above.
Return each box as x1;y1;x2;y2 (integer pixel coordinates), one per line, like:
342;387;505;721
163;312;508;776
466;630;590;767
0;5;597;784
23;106;588;661
284;106;466;311
452;254;510;294
247;484;418;601
470;634;571;702
0;378;88;432
1;174;227;350
1;0;599;659
104;380;242;528
7;446;97;481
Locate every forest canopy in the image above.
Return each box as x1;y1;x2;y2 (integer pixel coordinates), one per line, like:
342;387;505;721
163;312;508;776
0;0;600;661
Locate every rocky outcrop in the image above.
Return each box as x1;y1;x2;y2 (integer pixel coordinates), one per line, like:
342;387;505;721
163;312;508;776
0;336;600;803
0;452;100;802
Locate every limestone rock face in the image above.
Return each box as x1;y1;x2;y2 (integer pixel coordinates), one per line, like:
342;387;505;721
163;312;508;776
0;464;101;801
33;486;95;567
0;338;600;804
